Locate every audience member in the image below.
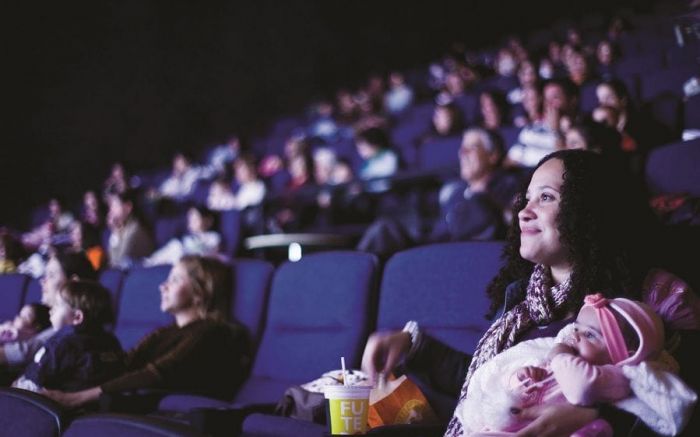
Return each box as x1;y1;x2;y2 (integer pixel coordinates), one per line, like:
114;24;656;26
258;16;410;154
44;255;252;407
157;152;210;201
106;190;154;269
103;162;130;198
505;79;578;168
0;251;97;372
144;206;221;266
356;127;399;181
384;71;414;115
70;221;106;271
13;280;123;392
207;154;266;212
361;150;698;436
21;197;75;253
80;190;104;229
358;128;521;258
207;135;242;176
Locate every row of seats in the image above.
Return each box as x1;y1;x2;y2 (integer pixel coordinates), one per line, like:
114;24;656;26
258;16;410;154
0;388;202;436
0;241;505;436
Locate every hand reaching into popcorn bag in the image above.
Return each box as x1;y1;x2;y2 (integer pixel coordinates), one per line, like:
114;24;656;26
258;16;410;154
368;373;438;428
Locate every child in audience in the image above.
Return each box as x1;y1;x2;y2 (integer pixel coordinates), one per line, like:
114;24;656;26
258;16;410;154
458;294;697;436
0;304;51;344
207;154;266;211
13;280;123;392
143;206;221;266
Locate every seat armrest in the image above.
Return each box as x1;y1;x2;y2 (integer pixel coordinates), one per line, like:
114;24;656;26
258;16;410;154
99;389;175;414
186;403;277;437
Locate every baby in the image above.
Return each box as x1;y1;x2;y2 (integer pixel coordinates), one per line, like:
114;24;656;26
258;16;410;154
459;294;697;436
0;303;51;344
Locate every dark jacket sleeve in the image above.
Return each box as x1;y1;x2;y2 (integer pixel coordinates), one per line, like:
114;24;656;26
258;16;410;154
404;332;471;397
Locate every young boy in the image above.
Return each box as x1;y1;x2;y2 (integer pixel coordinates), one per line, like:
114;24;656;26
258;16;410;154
13;280;124;392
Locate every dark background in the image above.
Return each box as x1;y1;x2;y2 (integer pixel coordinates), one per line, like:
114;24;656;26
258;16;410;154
1;0;648;228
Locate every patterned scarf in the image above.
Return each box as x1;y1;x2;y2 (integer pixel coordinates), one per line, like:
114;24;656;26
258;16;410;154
444;264;572;437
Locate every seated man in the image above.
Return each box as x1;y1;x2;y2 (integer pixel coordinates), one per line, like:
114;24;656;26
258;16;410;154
357;128;522;258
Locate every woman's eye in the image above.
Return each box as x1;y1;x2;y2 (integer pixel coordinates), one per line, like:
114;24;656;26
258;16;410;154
541;193;554;201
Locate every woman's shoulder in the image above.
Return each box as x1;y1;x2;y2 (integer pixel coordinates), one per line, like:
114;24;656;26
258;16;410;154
188;319;247;337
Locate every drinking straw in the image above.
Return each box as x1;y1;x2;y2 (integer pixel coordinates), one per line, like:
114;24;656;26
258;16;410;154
341;356;348;386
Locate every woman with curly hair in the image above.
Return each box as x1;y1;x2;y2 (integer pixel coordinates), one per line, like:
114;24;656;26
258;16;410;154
362;149;698;436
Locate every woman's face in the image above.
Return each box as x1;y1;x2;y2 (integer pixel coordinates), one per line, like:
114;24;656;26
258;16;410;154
160;262;195;315
596;84;623;110
234;161;254;183
84;191;97;209
41;257;67;307
187;209;204;234
433;106;453;135
597;41;613;65
518;158;568;267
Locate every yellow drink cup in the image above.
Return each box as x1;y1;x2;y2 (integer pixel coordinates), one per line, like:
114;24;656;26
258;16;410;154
325;385;371;435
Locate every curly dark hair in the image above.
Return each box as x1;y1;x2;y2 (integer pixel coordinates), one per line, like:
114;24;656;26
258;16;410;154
485;149;657;317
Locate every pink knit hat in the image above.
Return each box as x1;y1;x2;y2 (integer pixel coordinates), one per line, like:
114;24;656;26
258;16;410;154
579;294;665;366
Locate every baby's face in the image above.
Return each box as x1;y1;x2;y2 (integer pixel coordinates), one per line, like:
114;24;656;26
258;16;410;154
13;306;36;331
562;308;612;365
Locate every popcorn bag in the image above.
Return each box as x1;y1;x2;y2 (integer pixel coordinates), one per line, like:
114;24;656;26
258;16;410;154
367;374;438;428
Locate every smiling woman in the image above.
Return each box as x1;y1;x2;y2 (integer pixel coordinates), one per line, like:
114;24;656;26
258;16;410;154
43;255;251;408
360;149;698;436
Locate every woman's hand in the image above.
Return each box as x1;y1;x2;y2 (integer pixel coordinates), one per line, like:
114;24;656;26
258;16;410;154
361;330;411;383
514;403;598;437
41;386;102;409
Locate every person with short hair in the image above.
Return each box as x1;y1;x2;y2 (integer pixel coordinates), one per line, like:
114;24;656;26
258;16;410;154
43;255;251;408
106;189;154;269
0;251;97;370
13;280;123;392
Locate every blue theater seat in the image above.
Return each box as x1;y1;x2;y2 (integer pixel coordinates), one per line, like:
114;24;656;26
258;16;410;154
114;265;172;350
230;258;274;351
242;241;505;436
0;273;29;321
99;268;127;319
645;138;700;197
0;388;66;437
23;277;43;307
63;413;202;437
640;66;697;101
417;136;461;173
684;95;700;130
219;209;241;258
157;251;378;434
613;53;666;78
